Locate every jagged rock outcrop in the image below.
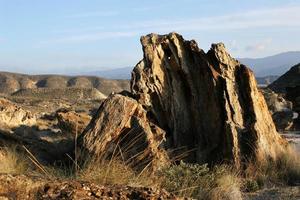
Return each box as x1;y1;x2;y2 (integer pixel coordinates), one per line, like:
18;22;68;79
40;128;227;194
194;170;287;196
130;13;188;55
78;94;169;171
261;88;294;131
131;33;285;167
0;98;36;129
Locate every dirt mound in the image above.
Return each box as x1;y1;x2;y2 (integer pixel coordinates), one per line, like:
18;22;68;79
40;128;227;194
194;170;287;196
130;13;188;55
0;73;20;93
67;77;93;88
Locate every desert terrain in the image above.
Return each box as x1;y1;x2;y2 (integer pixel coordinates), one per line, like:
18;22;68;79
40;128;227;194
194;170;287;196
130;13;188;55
0;33;299;200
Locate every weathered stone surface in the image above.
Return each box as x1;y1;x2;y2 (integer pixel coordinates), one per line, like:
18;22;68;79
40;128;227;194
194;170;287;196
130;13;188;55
0;98;36;129
78;94;169;171
56;109;91;135
131;33;285;167
261;88;294;131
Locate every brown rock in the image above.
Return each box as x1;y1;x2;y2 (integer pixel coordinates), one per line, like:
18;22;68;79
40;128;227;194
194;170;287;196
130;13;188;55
78;94;169;171
131;33;285;167
268;63;300;130
56;109;91;135
286;86;300;129
0;98;36;129
261;88;294;131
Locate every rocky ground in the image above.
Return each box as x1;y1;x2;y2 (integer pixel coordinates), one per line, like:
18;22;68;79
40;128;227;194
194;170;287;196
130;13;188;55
0;174;177;200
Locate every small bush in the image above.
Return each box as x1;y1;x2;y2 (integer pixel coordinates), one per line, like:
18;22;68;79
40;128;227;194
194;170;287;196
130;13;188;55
158;161;242;200
242;179;260;192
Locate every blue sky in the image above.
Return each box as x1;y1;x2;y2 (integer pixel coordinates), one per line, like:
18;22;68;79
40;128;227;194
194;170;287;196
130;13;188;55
0;0;299;74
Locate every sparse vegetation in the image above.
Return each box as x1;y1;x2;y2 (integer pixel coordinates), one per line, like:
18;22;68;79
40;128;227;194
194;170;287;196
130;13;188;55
245;147;300;187
158;161;242;199
0;144;299;199
0;146;31;174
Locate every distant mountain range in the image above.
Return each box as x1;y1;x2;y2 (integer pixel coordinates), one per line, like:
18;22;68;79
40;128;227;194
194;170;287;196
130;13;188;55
239;51;300;77
77;51;300;81
80;67;133;80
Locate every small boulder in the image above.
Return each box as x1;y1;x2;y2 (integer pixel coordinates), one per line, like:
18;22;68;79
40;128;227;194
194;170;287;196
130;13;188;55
261;88;294;131
0;98;36;129
78;94;169;171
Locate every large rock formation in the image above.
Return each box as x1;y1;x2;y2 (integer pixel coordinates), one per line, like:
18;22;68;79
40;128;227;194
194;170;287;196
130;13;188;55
79;33;286;170
131;33;285;166
79;94;169;171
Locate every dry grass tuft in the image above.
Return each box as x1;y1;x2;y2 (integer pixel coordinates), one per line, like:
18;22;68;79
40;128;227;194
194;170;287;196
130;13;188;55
76;157;156;187
209;168;242;200
0;146;31;174
245;146;300;187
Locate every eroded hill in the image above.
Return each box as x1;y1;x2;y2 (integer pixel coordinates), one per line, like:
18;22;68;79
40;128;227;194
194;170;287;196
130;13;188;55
0;71;129;96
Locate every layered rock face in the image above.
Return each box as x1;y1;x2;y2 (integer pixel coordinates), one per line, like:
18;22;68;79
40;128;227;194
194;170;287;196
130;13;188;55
131;33;285;166
79;94;169;171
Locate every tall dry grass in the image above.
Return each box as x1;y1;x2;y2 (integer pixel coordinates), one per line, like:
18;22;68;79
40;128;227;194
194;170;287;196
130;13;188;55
245;146;300;187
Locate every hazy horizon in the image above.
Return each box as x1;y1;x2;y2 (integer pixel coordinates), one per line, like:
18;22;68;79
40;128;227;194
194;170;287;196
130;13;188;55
1;0;300;74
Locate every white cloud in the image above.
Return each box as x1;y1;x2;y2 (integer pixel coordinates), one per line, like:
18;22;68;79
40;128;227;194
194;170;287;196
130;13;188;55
119;5;300;32
42;5;300;44
245;38;272;52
